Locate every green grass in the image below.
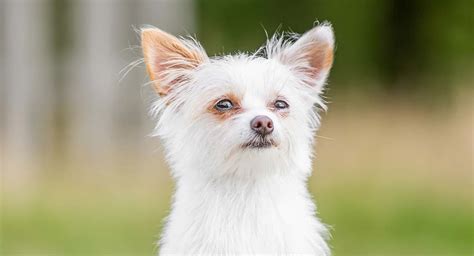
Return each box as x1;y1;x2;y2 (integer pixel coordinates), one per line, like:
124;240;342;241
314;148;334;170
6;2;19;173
315;185;473;256
2;175;472;256
2;197;167;255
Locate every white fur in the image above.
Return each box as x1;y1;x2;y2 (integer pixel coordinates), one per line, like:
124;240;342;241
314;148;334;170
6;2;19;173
144;24;335;255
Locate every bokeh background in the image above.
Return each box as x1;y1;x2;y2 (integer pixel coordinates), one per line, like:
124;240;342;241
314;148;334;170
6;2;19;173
1;0;473;255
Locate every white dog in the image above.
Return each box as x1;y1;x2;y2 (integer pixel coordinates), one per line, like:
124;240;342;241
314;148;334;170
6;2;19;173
141;23;335;255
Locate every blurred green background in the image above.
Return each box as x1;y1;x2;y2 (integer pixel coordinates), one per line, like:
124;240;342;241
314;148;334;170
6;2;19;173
1;0;472;255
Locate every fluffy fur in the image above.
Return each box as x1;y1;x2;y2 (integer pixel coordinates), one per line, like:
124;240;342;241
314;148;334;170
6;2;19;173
141;23;335;255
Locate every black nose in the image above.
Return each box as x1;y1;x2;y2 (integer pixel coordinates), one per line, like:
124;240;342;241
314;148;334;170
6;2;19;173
250;115;274;136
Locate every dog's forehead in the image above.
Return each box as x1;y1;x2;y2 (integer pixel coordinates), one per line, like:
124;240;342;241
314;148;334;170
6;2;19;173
198;57;293;99
228;57;290;89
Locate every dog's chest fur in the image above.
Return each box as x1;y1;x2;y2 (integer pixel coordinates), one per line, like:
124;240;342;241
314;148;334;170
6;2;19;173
159;173;329;255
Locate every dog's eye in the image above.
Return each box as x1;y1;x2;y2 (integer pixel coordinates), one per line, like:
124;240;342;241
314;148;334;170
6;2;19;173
215;99;234;111
274;100;289;110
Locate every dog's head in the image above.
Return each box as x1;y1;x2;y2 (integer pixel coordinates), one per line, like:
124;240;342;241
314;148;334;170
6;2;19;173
141;25;334;179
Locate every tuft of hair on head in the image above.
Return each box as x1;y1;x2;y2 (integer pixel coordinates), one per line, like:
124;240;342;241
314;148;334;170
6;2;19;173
140;26;208;96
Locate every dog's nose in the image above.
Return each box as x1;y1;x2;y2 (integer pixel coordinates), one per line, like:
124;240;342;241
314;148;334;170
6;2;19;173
250;115;274;136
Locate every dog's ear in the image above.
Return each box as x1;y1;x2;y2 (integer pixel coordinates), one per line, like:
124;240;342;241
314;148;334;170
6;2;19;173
278;24;334;92
141;28;207;96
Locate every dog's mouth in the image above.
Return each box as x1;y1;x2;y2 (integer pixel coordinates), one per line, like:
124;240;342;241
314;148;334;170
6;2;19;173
242;136;278;149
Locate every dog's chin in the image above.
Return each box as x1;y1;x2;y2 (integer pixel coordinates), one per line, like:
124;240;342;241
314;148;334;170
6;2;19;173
241;137;278;150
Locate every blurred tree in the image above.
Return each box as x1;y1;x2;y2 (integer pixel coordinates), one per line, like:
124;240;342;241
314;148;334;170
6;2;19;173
382;0;421;90
50;0;72;157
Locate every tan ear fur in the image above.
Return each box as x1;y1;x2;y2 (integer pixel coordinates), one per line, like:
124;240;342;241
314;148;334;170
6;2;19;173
141;28;204;96
282;24;335;83
306;41;334;79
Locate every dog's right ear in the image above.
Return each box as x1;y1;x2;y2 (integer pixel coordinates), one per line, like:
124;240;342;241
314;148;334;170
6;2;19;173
277;24;335;94
141;28;207;96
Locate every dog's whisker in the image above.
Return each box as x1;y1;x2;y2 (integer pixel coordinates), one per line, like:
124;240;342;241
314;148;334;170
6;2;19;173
315;135;334;141
119;58;144;83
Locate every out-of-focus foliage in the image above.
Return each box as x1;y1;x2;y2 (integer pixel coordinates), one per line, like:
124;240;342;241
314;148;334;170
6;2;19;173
197;0;473;92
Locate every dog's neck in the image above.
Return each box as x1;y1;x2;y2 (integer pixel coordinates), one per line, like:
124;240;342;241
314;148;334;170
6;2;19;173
170;149;314;218
177;165;307;201
160;162;329;254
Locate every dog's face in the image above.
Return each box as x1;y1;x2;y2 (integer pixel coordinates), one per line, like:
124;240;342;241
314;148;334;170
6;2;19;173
141;25;334;179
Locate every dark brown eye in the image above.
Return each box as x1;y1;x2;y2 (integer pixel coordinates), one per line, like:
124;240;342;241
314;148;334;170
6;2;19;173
215;99;234;111
274;100;289;110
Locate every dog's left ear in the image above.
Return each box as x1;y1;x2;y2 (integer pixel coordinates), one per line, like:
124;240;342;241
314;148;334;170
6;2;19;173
278;24;335;92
